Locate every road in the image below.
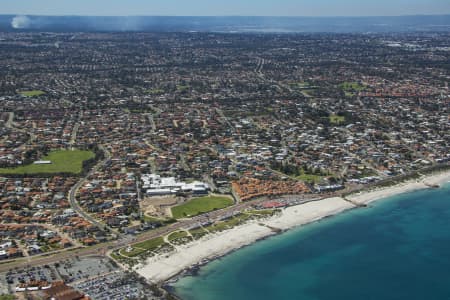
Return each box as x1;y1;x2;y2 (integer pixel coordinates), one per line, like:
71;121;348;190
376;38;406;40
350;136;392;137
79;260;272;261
2;163;438;273
0;192;321;272
1;112;14;143
147;113;156;133
5;112;14;128
69;122;80;148
67;145;114;233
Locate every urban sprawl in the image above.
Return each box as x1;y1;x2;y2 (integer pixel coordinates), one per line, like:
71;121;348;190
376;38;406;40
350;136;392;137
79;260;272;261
0;31;449;299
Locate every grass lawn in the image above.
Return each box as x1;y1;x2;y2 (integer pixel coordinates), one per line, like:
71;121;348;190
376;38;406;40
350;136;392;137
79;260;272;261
205;214;251;233
329;114;346;125
189;227;208;239
122;237;166;257
171;195;234;219
19;90;46;97
146;88;165;95
176;85;190;91
120;247;146;257
168;231;188;241
110;251;122;261
246;209;277;216
289;82;318;89
167;231;193;244
133;237;165;250
0;150;95;175
297;173;324;183
339;82;366;96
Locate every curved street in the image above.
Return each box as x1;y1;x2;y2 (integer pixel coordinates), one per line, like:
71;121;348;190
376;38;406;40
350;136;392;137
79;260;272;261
68;145;115;233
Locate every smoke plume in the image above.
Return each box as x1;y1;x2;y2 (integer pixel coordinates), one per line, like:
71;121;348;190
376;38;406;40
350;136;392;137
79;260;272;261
11;15;31;29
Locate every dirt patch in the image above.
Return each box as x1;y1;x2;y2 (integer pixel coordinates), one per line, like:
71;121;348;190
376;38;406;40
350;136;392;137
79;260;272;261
140;196;181;217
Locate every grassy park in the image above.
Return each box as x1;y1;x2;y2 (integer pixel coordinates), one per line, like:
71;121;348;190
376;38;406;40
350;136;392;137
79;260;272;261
176;85;190;92
167;231;188;241
205;214;251;232
19;90;46;97
297;173;324;183
329;114;346;125
146;88;165;95
0;150;95;175
340;81;365;96
171;195;234;219
340;82;365;91
119;209;277;258
121;237;166;257
189;227;209;239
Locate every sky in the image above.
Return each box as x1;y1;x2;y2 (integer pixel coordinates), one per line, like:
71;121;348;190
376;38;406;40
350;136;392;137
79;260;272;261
1;0;450;17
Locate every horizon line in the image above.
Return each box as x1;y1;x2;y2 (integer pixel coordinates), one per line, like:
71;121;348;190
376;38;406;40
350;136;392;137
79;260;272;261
2;13;450;18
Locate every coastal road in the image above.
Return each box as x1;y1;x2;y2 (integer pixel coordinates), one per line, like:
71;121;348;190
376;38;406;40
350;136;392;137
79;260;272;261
0;193;321;273
124;193;321;246
3;165;446;273
0;243;110;273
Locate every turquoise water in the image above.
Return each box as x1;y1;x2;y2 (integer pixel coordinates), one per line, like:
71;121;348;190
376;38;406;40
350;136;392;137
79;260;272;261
173;183;450;300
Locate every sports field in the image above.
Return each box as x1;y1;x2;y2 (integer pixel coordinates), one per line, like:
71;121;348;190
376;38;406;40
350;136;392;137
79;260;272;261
0;150;95;175
19;90;46;97
171;195;234;219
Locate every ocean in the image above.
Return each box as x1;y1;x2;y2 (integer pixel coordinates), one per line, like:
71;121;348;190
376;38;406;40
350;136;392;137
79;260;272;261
173;183;450;300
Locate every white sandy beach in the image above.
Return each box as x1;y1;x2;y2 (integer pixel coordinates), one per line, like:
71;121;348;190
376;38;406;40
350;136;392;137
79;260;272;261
135;170;450;283
135;197;355;282
347;170;450;205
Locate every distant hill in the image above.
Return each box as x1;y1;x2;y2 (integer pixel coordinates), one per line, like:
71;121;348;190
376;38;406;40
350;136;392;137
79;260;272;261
1;15;449;33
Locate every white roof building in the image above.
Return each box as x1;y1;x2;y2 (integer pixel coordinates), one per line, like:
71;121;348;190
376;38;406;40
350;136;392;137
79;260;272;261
142;174;209;196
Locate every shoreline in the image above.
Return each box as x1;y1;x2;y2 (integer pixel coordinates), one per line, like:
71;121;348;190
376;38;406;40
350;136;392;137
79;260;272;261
346;170;450;205
135;170;450;285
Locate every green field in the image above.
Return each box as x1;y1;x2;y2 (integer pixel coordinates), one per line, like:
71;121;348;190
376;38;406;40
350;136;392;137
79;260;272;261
167;231;193;244
121;237;166;257
329;114;346;125
168;231;188;241
246;209;277;216
171;195;234;219
205;214;251;232
0;150;95;175
176;85;190;92
146;88;165;95
340;82;365;96
340;82;365;91
19;90;46;97
133;236;165;250
297;173;324;183
289;82;318;89
189;227;209;239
